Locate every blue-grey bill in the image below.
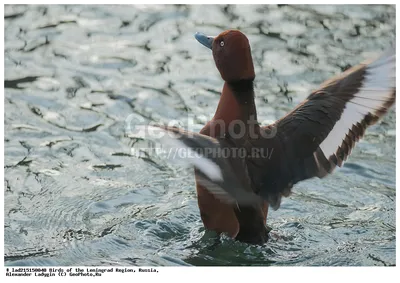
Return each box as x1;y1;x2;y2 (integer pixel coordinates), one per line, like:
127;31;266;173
195;32;214;50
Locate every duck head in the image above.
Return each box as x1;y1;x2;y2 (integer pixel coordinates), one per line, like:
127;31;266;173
195;30;255;83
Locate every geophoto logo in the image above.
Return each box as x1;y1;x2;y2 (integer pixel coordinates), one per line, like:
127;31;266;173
124;113;277;160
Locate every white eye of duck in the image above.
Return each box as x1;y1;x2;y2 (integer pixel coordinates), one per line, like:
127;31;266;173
220;41;224;47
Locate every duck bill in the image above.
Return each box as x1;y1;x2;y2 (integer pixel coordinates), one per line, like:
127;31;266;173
195;32;214;50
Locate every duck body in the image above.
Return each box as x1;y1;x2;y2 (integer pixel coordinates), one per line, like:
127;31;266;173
153;30;395;245
196;82;271;244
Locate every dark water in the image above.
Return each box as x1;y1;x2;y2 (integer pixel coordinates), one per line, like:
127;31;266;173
4;4;395;266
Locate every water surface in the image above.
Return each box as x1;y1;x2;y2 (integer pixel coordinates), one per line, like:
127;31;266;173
4;4;396;266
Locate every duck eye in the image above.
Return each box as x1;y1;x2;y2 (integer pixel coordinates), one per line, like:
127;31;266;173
220;41;224;47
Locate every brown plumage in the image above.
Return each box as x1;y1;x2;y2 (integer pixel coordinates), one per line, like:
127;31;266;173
151;30;395;244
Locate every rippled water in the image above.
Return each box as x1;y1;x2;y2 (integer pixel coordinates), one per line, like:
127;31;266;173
4;4;396;266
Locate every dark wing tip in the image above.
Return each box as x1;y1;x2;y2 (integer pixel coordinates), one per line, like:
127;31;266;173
259;49;395;209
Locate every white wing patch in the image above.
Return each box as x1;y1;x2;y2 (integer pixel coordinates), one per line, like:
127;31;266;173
131;125;224;182
319;50;395;161
168;137;224;182
196;175;236;204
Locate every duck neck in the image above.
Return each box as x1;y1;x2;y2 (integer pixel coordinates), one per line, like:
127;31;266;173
213;80;257;124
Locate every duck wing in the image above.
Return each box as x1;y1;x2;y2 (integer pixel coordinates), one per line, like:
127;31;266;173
251;49;395;209
139;125;262;206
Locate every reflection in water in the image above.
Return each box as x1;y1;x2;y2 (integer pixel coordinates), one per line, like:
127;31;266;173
4;4;395;266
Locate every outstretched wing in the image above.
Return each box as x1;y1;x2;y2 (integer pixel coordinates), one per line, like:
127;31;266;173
136;125;261;206
254;49;395;209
